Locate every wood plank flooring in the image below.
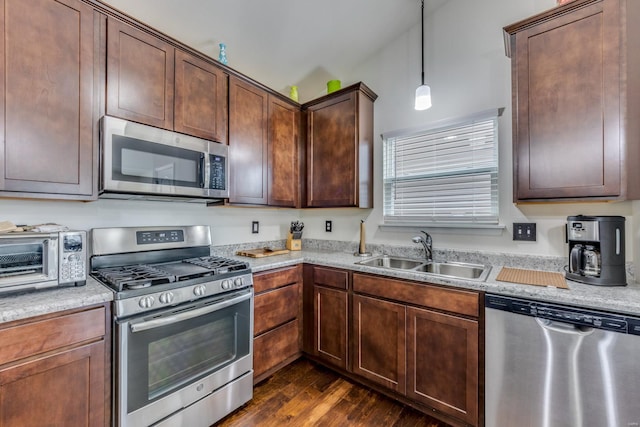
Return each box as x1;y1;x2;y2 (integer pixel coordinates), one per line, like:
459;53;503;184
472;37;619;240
214;358;451;427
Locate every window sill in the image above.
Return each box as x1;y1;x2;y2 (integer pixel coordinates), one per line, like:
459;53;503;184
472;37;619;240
379;223;506;236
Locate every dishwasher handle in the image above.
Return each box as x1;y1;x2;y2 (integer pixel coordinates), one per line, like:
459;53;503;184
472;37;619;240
536;317;595;336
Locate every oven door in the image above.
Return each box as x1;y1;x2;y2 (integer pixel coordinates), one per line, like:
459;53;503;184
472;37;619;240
0;233;58;292
117;288;253;427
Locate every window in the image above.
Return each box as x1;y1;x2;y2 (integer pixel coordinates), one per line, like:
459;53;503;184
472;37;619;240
382;109;501;227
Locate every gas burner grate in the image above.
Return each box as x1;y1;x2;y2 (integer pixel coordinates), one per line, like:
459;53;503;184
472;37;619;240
183;256;249;274
95;264;175;291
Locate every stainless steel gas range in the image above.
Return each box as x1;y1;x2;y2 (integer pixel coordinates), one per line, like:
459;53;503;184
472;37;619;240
90;226;253;427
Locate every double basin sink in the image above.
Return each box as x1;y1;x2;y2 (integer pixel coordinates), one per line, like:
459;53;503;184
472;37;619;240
356;255;491;282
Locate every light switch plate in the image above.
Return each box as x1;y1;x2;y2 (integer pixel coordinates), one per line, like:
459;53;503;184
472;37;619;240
252;221;259;234
513;223;536;241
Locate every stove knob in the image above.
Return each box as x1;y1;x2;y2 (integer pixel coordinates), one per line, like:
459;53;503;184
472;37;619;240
221;280;231;290
159;292;175;304
234;277;244;288
138;296;155;309
193;285;206;297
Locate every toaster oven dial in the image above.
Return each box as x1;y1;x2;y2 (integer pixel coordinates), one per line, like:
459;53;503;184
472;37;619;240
138;296;155;309
193;285;206;297
159;292;175;304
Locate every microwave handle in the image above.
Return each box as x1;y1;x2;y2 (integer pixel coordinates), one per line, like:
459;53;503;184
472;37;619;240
198;153;205;188
129;290;251;333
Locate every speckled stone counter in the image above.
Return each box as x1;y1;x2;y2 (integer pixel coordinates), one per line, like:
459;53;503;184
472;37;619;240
217;244;640;317
0;277;113;324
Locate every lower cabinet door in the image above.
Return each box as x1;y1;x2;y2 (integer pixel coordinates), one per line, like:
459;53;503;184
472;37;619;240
406;306;479;426
0;340;105;427
253;319;299;382
314;285;348;370
352;294;406;393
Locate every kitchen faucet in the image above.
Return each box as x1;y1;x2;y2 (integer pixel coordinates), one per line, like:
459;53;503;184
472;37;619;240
412;231;433;262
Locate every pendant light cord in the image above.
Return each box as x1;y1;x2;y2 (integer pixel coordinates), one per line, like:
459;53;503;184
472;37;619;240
420;0;424;86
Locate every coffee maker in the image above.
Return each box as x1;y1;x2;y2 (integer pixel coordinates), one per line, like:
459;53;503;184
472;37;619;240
566;215;626;286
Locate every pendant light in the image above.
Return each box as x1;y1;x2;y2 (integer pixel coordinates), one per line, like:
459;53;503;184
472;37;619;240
415;0;432;110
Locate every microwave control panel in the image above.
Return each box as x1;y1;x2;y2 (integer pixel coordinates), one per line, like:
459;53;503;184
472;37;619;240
58;231;87;284
209;154;226;190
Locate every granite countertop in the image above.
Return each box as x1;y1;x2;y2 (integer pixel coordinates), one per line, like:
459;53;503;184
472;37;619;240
227;248;640;317
0;276;113;324
4;244;639;324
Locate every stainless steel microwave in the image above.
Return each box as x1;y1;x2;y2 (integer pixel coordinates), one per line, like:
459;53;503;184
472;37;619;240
100;116;229;201
0;231;87;294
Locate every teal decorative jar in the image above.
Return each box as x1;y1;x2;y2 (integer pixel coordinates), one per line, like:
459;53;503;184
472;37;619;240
218;43;228;65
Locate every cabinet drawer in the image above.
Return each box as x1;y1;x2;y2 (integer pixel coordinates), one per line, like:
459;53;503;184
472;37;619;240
253;265;301;294
0;307;106;365
254;283;300;336
353;273;479;318
253;319;299;379
313;266;349;290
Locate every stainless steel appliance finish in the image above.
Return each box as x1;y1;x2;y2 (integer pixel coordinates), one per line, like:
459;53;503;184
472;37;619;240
90;226;253;427
566;215;626;286
100;116;229;201
485;294;640;427
0;230;86;293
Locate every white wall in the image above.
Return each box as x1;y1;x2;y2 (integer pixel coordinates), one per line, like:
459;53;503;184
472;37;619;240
322;0;635;260
1;0;635;262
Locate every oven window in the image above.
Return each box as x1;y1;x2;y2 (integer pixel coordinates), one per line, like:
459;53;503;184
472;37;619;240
125;296;251;412
0;242;45;278
112;134;203;188
147;316;236;399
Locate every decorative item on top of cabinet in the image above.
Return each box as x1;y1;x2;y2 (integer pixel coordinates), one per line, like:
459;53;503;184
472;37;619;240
228;76;301;207
0;0;101;200
107;17;228;143
504;0;640;202
302;82;377;208
252;265;302;383
0;304;110;426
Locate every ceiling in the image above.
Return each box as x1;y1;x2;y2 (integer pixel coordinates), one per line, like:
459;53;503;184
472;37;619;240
101;0;447;102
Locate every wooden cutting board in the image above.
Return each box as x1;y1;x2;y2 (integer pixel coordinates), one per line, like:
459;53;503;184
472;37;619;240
236;248;290;258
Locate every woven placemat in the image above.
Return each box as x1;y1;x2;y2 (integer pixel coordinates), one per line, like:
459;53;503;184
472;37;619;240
496;267;568;289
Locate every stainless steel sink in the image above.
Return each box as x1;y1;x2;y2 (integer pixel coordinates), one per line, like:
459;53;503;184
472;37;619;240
357;255;424;270
414;261;490;281
356;256;491;281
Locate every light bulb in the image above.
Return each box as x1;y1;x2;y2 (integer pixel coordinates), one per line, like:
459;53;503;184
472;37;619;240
414;84;432;110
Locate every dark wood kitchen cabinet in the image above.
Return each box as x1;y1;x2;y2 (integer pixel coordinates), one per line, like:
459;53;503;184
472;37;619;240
352;273;480;427
505;0;640;202
0;304;110;426
107;18;228;142
0;0;101;200
302;82;377;208
303;265;349;370
229;76;300;207
252;265;302;383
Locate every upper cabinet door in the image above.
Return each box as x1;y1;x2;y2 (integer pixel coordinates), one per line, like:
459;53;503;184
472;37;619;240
228;76;268;205
506;0;625;201
106;18;174;130
268;96;300;207
174;49;228;143
0;0;98;199
303;83;376;208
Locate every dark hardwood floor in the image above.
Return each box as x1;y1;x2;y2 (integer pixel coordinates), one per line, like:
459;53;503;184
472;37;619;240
214;358;451;427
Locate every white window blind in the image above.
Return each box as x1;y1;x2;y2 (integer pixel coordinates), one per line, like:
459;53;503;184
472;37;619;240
383;110;500;226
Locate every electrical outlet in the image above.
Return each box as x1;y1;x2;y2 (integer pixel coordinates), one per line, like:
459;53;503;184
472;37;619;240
252;221;259;234
325;220;332;232
513;222;536;241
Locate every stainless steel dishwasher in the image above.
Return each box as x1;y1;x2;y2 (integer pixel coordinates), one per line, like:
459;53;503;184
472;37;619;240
485;294;640;427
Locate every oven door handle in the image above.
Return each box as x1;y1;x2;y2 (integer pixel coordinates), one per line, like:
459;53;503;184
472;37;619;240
129;290;251;333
